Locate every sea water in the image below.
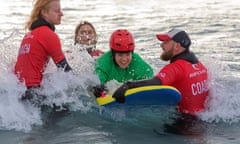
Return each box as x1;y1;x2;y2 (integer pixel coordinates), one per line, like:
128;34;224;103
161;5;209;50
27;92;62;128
1;0;240;143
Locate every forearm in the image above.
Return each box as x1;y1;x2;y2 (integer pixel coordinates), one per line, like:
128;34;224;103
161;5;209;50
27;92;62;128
56;58;72;72
112;77;162;103
127;77;162;89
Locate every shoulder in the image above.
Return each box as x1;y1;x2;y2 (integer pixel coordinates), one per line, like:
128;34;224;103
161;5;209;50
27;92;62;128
132;53;143;62
96;51;111;62
130;53;153;71
33;26;53;33
132;52;141;59
162;60;189;74
172;59;193;68
166;59;186;68
33;26;58;38
95;51;113;68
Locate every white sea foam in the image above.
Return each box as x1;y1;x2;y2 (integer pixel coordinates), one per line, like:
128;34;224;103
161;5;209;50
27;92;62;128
0;31;101;131
1;1;240;143
198;57;240;123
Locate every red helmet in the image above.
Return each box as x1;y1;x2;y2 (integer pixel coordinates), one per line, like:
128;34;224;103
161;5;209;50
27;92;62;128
110;29;135;52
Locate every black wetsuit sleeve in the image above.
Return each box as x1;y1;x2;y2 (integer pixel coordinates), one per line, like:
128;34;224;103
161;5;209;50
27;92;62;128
56;58;72;72
112;77;162;103
127;77;162;89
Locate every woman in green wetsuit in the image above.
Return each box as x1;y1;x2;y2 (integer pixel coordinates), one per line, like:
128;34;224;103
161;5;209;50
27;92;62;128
93;29;153;97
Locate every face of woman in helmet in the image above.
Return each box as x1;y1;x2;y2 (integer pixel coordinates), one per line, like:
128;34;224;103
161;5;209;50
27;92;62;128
114;52;132;69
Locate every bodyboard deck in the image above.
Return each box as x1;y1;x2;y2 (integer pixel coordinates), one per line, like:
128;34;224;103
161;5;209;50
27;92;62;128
96;85;181;107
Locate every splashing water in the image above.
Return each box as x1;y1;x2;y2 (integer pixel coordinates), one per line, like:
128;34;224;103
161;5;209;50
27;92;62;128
198;57;240;123
1;1;240;144
0;30;102;132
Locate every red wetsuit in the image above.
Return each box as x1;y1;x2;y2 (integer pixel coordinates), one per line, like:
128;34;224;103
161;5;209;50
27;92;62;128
14;26;65;87
89;49;104;57
156;58;208;114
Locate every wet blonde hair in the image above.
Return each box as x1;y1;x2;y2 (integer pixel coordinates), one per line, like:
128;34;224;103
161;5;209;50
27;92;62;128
74;21;98;45
25;0;59;30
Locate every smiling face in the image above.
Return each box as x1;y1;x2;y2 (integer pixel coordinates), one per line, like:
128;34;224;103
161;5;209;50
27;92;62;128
76;24;96;45
114;52;132;69
41;0;63;25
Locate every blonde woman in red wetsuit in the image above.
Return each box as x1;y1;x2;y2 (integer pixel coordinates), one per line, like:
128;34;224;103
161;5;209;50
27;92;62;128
14;0;71;103
113;29;208;115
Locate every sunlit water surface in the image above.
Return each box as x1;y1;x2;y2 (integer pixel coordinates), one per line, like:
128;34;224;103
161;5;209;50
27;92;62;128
1;0;240;144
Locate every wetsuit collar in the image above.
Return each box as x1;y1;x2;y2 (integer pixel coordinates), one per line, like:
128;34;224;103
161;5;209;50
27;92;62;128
30;18;55;31
170;50;198;64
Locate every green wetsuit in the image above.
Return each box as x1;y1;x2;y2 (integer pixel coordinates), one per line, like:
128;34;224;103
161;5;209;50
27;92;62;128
95;51;153;84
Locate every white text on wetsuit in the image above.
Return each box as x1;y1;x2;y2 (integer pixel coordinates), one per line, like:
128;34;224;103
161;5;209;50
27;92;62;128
191;80;208;96
189;66;208;95
18;43;30;55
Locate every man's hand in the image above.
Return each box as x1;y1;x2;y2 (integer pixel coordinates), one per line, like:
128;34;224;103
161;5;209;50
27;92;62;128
112;82;130;103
